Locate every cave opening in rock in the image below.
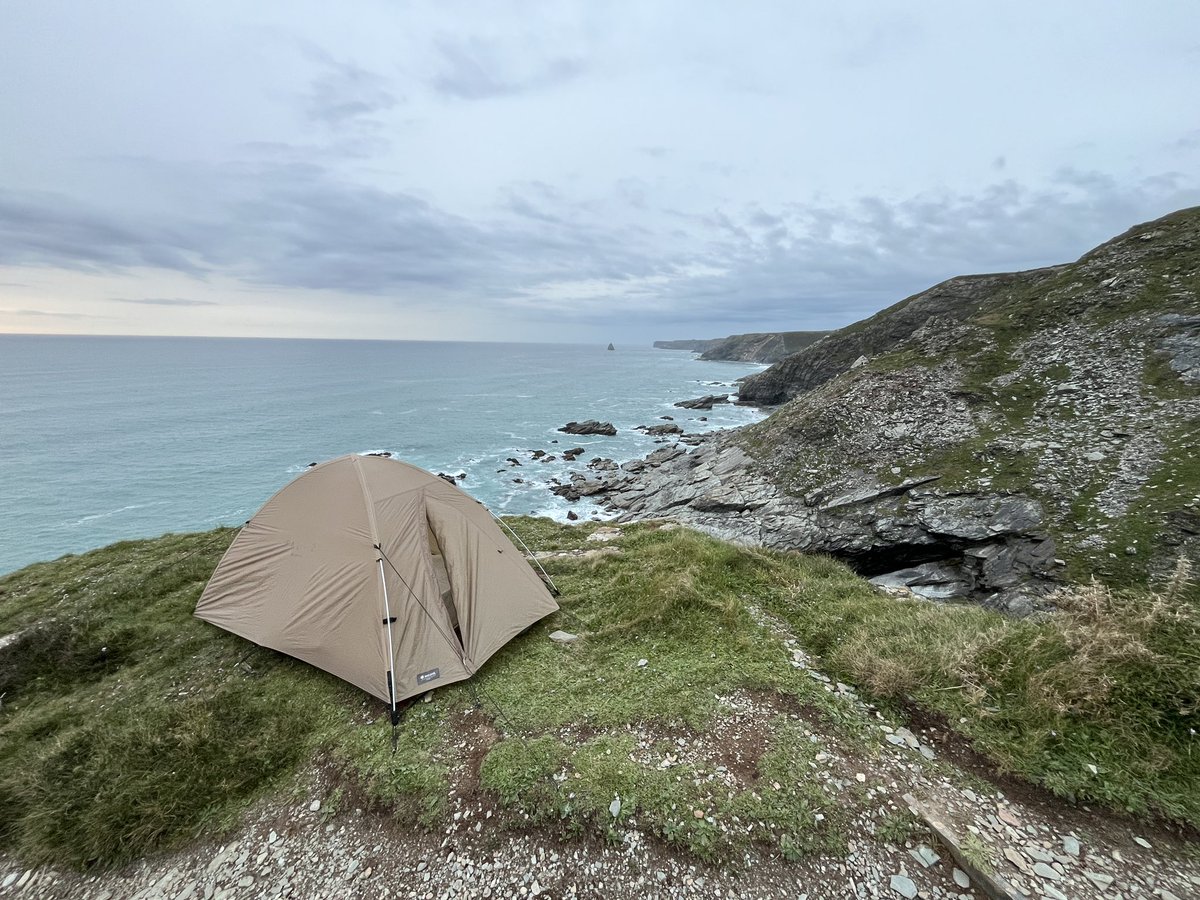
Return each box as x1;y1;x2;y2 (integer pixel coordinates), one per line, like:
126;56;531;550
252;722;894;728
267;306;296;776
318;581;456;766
837;541;966;579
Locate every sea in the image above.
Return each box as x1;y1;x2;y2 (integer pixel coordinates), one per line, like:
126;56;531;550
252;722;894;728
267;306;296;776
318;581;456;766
0;335;765;576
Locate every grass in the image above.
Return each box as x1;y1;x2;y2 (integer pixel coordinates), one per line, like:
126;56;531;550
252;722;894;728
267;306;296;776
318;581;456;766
1;520;1198;870
758;555;1200;823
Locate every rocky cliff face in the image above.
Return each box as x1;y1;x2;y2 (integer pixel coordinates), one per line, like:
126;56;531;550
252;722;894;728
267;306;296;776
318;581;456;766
653;331;830;363
697;330;830;364
652;339;721;352
568;208;1200;612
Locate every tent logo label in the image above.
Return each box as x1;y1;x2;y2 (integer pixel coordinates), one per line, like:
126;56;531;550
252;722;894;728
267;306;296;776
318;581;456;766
417;668;441;685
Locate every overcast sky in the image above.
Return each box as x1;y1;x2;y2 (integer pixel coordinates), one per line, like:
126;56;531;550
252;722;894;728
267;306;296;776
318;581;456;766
1;2;1197;344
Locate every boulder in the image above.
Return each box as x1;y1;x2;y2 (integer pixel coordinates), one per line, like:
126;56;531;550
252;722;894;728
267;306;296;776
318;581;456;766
674;394;729;410
639;423;683;435
558;420;617;436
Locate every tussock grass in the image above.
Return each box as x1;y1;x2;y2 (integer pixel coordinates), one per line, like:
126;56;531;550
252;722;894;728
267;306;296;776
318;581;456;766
1;520;1197;870
761;556;1200;823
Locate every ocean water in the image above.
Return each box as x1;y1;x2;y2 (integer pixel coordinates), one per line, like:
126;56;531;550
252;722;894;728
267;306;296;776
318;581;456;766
0;335;764;575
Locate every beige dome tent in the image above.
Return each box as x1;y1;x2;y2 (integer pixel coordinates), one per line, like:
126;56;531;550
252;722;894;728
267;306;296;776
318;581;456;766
195;455;559;718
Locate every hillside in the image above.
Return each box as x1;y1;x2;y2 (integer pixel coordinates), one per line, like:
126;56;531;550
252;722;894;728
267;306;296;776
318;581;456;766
654;331;831;364
697;331;830;364
0;524;1197;898
653;339;720;352
589;208;1200;608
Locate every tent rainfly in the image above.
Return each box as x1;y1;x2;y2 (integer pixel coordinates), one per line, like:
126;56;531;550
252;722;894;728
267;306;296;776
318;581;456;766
195;455;559;720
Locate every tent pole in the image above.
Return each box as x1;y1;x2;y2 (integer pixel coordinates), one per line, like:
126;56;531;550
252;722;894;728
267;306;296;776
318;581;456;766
491;513;559;596
377;557;400;749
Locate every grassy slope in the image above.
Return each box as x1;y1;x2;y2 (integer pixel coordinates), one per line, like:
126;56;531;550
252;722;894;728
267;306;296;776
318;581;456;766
1;521;1197;870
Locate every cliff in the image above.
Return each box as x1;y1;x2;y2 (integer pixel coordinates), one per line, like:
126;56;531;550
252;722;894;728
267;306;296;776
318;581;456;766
653;330;830;363
697;330;830;363
652;339;721;352
579;207;1200;611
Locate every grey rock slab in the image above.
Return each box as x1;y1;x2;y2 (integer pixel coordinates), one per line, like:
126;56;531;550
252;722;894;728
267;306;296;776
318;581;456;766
1061;835;1080;857
1026;847;1054;863
952;868;970;889
889;874;918;899
1004;848;1030;873
549;630;578;643
909;846;940;868
1033;862;1061;881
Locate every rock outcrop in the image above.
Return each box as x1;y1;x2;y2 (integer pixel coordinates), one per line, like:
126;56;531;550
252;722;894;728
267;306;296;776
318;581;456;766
558;420;617;436
578;435;1056;615
563;207;1200;607
674;394;730;410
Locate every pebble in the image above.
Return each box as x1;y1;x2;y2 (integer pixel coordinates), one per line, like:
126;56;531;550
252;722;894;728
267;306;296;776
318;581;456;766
309;800;321;812
952;868;970;888
889;874;918;898
909;846;939;868
1134;836;1152;849
1004;848;1029;873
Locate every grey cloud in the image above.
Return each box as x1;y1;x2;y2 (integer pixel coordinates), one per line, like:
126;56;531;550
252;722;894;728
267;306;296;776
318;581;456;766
430;36;584;99
114;297;219;307
1;157;1196;336
0;162;659;301
0;191;202;275
303;60;397;127
5;308;113;319
640;171;1200;329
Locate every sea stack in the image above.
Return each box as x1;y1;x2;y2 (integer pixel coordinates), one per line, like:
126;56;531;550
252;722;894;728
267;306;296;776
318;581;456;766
607;342;615;351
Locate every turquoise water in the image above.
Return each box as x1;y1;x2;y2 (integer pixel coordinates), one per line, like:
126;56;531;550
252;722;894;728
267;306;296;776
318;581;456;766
0;335;764;575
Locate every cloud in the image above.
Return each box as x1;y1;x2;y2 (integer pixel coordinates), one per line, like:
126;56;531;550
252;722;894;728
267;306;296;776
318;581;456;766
429;36;584;99
3;308;113;319
0;157;1196;336
0;190;202;275
113;297;219;307
302;59;397;127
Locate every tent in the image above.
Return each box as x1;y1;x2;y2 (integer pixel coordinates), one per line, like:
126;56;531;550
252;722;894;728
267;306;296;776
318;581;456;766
195;454;559;719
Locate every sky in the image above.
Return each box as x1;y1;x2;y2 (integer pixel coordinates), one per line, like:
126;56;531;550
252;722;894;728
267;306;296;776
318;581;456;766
1;2;1198;345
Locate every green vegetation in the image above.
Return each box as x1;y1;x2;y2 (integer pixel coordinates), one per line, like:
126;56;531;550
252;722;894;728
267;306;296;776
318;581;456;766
760;554;1200;822
1;521;1197;870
